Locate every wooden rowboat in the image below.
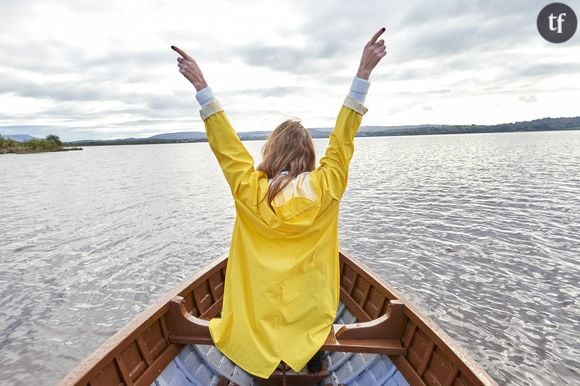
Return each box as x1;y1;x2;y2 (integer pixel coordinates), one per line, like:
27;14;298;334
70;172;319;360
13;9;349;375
60;250;497;386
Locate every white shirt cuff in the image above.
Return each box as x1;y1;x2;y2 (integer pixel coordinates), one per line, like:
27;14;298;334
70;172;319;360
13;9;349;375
195;86;216;107
348;77;371;104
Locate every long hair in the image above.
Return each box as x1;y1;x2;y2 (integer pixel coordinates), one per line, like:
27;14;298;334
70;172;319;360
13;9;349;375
257;119;316;204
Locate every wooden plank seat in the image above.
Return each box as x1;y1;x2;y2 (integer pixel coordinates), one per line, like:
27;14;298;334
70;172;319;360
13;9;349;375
166;296;407;357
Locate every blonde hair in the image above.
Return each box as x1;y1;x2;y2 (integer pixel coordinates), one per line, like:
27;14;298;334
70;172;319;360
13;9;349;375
257;119;316;204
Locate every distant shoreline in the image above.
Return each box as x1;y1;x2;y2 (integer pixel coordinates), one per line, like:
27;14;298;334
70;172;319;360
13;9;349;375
0;147;82;154
5;115;579;147
64;126;580;147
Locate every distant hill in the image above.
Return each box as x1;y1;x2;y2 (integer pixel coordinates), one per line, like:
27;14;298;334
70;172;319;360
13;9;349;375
61;115;580;146
149;131;206;140
3;134;37;142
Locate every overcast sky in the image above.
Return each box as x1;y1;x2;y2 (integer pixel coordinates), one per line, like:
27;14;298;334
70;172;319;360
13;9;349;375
1;0;579;141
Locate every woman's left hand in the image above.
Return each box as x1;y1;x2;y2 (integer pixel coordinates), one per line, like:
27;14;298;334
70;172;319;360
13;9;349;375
172;45;208;91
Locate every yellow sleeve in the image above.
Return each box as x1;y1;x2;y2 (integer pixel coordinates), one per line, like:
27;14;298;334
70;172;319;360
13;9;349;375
201;100;255;197
314;95;368;200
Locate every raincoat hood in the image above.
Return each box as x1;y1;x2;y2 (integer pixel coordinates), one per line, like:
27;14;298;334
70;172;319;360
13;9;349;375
262;172;323;233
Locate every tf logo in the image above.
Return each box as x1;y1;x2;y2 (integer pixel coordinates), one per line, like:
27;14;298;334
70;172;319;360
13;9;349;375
537;3;577;43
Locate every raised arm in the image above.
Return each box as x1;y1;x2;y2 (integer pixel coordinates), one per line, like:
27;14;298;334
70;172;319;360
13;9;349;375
172;45;255;197
315;28;387;200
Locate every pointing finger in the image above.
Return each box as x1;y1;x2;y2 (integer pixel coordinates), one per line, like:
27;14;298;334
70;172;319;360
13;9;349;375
171;45;192;60
368;27;386;44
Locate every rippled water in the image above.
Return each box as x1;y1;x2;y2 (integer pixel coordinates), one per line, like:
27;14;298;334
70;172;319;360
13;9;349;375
0;131;579;385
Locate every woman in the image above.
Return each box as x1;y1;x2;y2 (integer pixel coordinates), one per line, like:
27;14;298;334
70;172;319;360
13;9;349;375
172;27;387;379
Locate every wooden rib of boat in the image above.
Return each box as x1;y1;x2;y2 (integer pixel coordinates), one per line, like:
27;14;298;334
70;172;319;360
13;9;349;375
60;250;497;386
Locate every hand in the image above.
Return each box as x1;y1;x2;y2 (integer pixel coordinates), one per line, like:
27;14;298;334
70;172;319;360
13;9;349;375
356;28;387;80
171;45;208;91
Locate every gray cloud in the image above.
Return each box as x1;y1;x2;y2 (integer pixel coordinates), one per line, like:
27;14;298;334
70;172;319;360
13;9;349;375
293;0;579;79
0;73;197;112
234;86;309;98
0;77;110;102
518;94;537;103
233;0;576;90
237;46;306;72
0;124;91;139
236;43;344;75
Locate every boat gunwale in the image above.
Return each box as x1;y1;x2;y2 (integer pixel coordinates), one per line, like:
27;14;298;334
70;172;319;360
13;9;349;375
58;256;227;386
339;249;498;386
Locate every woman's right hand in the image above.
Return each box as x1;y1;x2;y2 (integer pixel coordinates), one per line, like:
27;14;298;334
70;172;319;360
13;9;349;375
171;45;208;91
356;28;387;80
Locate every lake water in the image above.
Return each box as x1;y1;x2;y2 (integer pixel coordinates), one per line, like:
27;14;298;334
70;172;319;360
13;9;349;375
0;131;579;385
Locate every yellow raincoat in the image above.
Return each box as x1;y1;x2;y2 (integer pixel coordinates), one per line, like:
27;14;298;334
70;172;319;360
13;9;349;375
200;95;368;378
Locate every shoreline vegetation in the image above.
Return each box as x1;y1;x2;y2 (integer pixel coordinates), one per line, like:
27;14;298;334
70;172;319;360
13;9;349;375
3;116;579;149
63;115;580;147
0;135;82;154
